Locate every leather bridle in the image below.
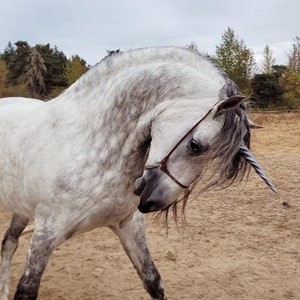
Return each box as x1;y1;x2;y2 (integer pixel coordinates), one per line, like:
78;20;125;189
144;107;213;189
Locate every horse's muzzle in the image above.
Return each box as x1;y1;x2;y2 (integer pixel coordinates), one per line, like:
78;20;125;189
134;170;165;213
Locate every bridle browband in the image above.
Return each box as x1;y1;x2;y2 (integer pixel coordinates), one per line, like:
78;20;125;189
144;107;214;189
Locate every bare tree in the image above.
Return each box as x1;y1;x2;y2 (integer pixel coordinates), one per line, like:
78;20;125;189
262;45;275;74
288;36;300;74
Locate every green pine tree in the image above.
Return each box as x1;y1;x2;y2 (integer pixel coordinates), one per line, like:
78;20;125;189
215;27;255;94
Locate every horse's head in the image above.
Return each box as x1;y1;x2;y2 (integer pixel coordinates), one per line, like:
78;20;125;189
135;96;275;214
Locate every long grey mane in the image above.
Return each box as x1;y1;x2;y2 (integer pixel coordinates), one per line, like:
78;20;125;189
210;81;250;185
163;77;251;220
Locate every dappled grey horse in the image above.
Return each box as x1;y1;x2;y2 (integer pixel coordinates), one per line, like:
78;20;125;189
0;47;274;300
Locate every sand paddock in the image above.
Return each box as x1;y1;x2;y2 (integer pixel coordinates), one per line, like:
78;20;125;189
0;111;299;299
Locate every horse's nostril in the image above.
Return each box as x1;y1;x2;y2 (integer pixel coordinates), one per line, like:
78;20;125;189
144;200;156;212
138;199;157;213
134;177;146;196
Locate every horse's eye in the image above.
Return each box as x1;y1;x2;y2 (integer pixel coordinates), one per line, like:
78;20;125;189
189;139;206;156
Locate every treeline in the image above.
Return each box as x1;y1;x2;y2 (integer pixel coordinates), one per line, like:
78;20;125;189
0;27;300;109
0;41;88;99
189;28;300;110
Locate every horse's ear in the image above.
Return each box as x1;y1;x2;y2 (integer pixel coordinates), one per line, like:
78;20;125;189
213;95;246;116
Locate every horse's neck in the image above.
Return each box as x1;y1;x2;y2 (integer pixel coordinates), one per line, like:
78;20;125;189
49;48;225;184
51;81;153;186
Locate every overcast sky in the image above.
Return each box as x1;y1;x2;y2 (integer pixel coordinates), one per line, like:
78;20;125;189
1;0;299;69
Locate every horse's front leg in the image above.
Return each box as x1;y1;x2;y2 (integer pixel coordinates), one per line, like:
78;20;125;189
110;211;166;300
0;214;29;300
14;211;64;300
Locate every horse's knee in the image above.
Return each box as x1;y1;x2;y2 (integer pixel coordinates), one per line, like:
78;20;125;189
0;215;28;300
142;259;166;300
2;230;17;258
1;235;16;255
13;218;64;300
14;281;39;300
144;276;166;300
1;215;28;259
15;271;41;299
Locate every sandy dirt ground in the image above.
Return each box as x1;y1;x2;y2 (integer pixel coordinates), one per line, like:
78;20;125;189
0;112;299;300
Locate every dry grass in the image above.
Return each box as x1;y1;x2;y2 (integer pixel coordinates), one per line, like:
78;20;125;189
250;111;300;126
